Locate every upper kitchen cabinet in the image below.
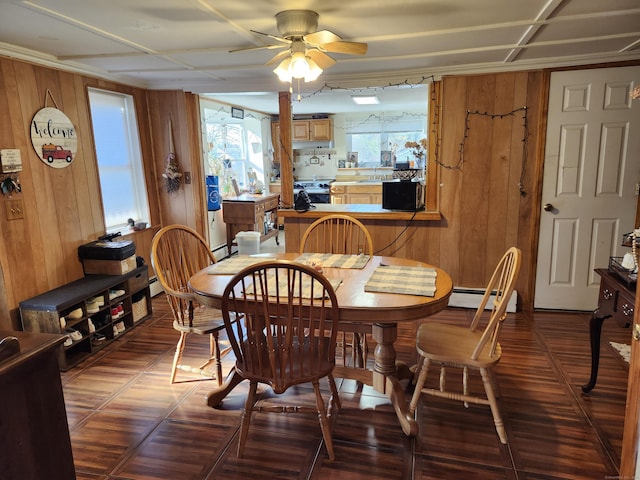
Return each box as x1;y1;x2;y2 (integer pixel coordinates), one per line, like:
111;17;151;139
271;117;333;164
292;118;333;142
272;118;333;143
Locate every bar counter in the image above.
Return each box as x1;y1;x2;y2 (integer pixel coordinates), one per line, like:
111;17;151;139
278;204;442;261
278;204;442;221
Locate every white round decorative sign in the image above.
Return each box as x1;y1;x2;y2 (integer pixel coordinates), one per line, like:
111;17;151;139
30;107;77;168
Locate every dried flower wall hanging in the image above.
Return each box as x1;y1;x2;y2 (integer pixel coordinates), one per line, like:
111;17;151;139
162;119;182;194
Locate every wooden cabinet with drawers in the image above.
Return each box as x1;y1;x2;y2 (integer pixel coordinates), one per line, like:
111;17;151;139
582;268;635;392
222;193;280;255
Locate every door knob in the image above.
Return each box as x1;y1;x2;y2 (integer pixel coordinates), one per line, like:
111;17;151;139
634;324;640;342
543;203;554;212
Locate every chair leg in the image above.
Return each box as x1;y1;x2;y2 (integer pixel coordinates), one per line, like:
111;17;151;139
480;367;507;444
312;380;335;461
409;356;431;417
210;331;223;387
327;373;341;414
170;332;188;384
237;381;258;458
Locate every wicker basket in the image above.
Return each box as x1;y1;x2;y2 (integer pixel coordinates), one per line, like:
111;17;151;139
132;298;148;322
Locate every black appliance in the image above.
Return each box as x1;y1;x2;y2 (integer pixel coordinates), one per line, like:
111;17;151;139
382;180;424;211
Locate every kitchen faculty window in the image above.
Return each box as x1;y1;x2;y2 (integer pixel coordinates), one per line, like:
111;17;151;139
88;88;150;233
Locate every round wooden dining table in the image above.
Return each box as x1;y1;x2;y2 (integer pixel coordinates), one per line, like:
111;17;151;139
189;253;453;436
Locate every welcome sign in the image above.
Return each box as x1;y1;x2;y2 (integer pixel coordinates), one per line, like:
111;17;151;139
30;107;77;168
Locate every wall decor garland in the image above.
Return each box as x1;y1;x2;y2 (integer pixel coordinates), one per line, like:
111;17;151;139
30;89;77;169
442;105;530;196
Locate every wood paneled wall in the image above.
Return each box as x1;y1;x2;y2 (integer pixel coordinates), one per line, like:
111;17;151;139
2;55;631;326
0;57;206;330
426;71;546;309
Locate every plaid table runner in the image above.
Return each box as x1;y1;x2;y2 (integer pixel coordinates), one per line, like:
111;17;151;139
207;256;273;275
295;253;371;269
364;265;437;297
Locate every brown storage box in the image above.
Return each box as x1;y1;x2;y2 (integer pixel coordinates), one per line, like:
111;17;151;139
83;255;136;275
132;298;148;322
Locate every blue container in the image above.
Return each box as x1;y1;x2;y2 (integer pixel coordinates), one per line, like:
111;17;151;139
206;175;220;211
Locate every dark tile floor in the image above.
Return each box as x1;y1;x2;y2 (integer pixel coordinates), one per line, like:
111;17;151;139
60;292;631;479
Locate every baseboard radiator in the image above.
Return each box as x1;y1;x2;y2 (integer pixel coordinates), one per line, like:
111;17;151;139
448;287;517;313
149;276;164;297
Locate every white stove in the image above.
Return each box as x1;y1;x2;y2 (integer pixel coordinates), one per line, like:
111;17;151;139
293;179;333;203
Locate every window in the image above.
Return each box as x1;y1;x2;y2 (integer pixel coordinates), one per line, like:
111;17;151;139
345;113;426;167
88;89;150;232
201;102;265;197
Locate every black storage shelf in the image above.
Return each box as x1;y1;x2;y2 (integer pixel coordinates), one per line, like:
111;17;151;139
19;265;152;371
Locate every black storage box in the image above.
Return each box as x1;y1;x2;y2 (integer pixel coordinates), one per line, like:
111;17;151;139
78;240;136;261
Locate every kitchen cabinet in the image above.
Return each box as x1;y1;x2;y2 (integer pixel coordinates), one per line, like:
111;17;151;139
222;193;280;255
19;266;151;370
273;118;333;146
269;183;281;194
331;183;382;205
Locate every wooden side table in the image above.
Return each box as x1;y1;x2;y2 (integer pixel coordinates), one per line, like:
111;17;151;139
222;193;279;255
582;268;635;393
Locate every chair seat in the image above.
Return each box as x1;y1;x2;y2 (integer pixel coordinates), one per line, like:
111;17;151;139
172;306;226;335
416;322;502;368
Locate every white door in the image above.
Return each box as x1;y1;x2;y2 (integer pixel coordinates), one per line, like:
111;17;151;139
535;66;640;310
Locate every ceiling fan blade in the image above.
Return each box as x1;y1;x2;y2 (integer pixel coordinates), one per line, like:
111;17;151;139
320;41;368;55
303;29;342;45
249;30;290;45
265;50;291;66
306;50;336;69
229;44;286;54
229;30;291;53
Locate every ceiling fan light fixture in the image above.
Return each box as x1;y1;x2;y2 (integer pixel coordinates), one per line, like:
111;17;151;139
274;52;323;83
351;95;380;105
289;51;310;78
274;57;293;82
304;58;322;82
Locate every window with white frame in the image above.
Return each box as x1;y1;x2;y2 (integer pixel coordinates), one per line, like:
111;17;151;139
201;102;265;198
88;88;150;233
345;113;426;167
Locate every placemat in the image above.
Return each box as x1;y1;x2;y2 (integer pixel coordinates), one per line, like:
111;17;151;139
207;256;274;275
295;253;371;269
364;265;437;297
265;274;342;299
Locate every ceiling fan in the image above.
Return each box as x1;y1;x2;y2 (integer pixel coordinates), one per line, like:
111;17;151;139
231;10;368;82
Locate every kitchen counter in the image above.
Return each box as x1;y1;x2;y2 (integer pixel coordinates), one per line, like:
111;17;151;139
331;180;383;186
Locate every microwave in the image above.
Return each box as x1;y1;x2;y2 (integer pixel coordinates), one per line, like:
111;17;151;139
382;180;424;211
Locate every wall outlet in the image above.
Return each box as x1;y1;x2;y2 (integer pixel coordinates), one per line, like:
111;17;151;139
184;171;191;184
6;199;24;220
636;183;640;195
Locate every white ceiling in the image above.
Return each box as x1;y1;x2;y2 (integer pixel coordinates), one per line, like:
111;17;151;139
1;0;639;115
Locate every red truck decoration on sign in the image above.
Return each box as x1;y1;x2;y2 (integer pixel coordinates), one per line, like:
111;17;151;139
42;143;73;163
30;107;77;169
